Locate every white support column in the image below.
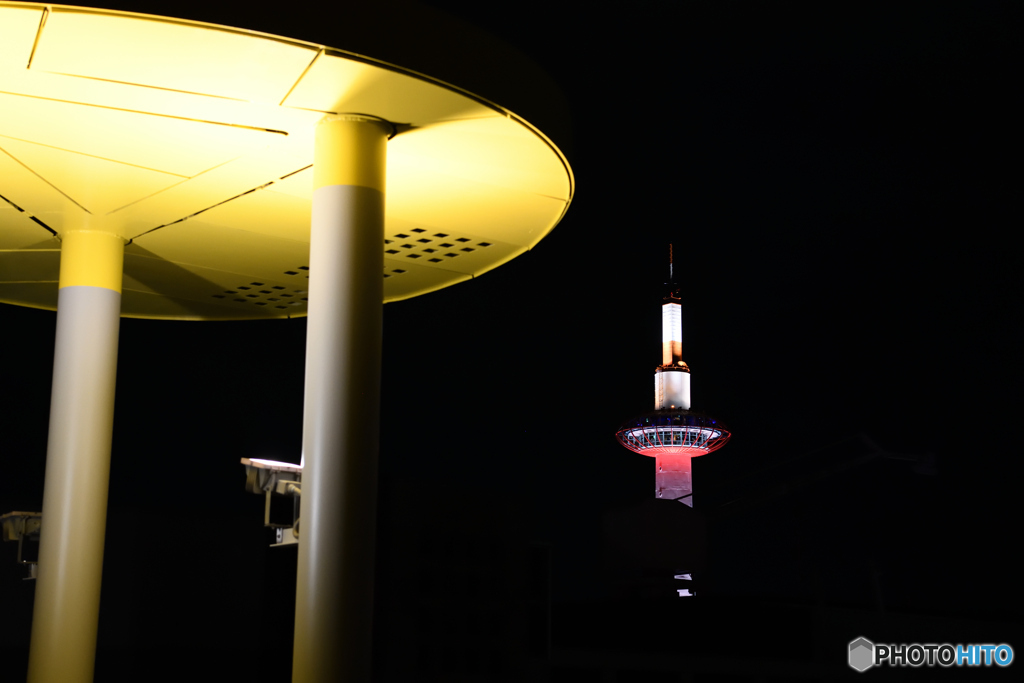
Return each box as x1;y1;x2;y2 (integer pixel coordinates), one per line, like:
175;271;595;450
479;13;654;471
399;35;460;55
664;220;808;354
293;115;389;683
28;229;124;683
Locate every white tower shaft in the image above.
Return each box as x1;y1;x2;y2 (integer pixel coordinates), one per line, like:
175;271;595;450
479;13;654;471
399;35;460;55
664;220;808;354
662;302;682;365
655;301;690;410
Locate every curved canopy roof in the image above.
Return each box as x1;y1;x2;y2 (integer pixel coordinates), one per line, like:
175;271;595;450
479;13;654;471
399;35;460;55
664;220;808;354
0;2;573;319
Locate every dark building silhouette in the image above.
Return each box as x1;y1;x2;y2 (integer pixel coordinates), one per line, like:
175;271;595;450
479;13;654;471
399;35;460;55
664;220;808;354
373;479;551;682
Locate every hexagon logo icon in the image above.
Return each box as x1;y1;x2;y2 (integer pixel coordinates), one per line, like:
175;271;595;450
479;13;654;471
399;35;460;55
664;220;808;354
849;637;875;672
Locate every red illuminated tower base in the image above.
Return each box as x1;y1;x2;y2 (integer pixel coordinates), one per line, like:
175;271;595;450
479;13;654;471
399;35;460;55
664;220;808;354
617;410;729;506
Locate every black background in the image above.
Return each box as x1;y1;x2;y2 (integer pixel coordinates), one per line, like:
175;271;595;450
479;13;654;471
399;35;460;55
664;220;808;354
1;1;1019;680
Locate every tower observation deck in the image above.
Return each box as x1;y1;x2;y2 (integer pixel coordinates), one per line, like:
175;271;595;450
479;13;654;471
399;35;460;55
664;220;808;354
615;247;731;507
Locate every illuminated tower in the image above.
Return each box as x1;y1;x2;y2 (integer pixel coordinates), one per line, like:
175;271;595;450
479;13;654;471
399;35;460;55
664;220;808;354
615;247;731;507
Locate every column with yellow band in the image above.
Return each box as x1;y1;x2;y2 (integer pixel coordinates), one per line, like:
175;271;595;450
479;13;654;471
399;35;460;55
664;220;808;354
293;115;390;683
28;229;125;683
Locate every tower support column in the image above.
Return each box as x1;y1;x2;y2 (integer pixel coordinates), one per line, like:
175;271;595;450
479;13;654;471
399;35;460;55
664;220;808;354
655;454;694;507
28;229;124;683
294;115;388;683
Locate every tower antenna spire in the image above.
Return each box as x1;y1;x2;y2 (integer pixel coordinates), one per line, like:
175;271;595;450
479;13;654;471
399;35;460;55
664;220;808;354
665;243;678;300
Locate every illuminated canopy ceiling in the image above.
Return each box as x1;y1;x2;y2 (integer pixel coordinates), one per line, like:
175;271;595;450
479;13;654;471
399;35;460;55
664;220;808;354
0;2;573;319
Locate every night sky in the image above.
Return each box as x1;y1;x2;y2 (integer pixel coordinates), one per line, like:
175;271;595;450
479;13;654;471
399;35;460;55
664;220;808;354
1;0;1019;678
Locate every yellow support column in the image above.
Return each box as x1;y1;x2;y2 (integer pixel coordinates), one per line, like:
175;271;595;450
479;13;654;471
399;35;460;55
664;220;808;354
28;229;125;683
293;115;389;683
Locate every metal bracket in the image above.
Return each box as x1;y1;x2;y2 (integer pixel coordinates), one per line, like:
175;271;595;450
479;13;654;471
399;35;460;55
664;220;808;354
241;458;302;546
272;526;299;547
